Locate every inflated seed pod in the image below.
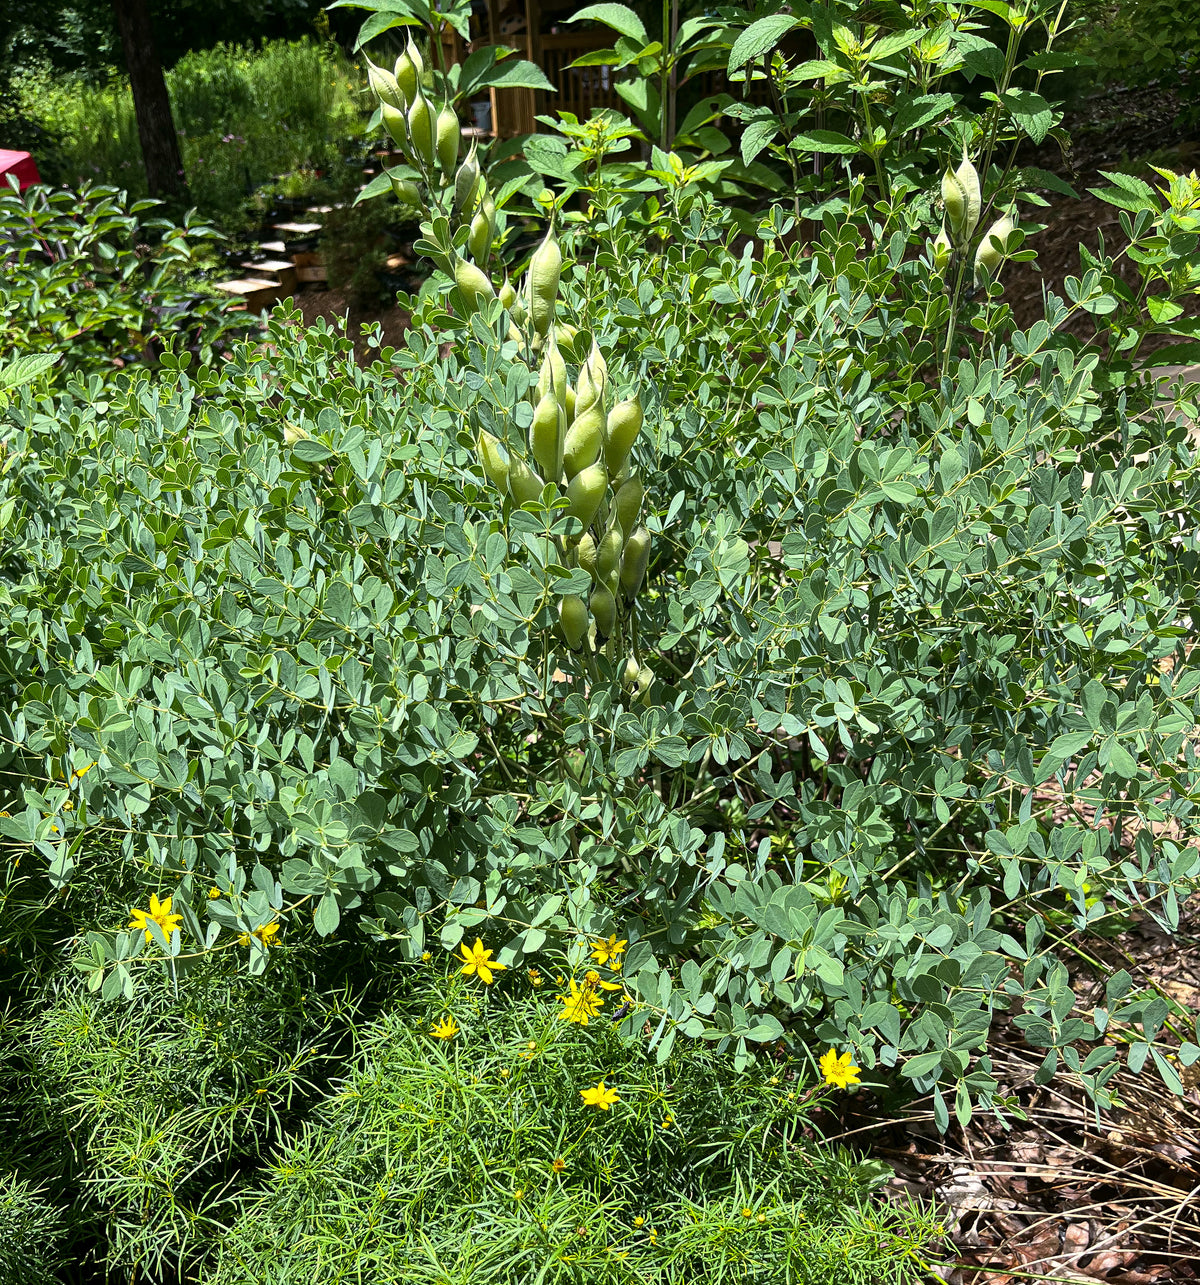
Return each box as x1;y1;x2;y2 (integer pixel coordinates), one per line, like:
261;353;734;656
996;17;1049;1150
575;532;598;579
575;341;607;414
455;257;496;317
636;664;654;704
284;422;310;444
436;101;459;176
394;38;423;105
622;656;640;689
613;473;642;537
367;59;404;110
453;145;481;221
619;525;651;602
407;90;435;168
973;212;1014;289
559;595;589;651
941;146;981;249
381;102;408;150
508;457;544;506
389;174;420;207
596;525;624;583
565;462;607;535
547;331;568;410
529;391;560;479
589;584;616;640
564;383;576;423
468;207;491;266
604;397;643;475
498;278;517;311
932;223;952;270
528;225;561;337
476;430;509;492
562;403;604;480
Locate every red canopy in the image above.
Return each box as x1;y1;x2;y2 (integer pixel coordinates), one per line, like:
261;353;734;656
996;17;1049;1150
0;149;41;192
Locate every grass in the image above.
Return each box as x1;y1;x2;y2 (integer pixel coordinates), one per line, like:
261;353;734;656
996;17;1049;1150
13;37;367;230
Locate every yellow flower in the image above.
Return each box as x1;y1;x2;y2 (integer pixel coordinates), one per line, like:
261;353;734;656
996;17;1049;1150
557;978;604;1025
741;1207;753;1218
633;1216;644;1227
660;1115;674;1129
207;886;221;899
129;893;183;944
499;1067;511;1079
756;1213;766;1224
457;938;506;984
590;934;627;966
579;1080;620;1110
527;967;543;986
421;950;431;961
430;1015;459;1040
238;920;281;948
648;1228;657;1242
514;1188;524;1200
584;969;621;992
819;1047;861;1089
551;1156;567;1174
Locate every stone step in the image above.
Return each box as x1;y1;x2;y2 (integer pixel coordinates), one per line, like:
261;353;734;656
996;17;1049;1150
213;277;282;310
273;221;322;236
240;258;298;290
259;239;288;255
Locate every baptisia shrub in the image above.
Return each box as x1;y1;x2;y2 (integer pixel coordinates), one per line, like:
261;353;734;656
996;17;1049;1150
4;0;1200;1136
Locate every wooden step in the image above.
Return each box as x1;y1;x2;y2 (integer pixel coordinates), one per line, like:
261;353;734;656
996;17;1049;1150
240;258;298;290
213;277;282;310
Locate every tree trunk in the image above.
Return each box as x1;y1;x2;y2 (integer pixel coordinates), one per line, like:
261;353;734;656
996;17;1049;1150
111;0;187;199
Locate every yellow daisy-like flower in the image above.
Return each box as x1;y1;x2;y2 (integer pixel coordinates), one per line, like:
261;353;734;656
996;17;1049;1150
590;934;627;966
648;1228;657;1242
129;893;183;944
430;1015;458;1040
238;920;281;948
457;939;506;984
633;1216;644;1228
660;1115;674;1130
514;1188;524;1201
579;1080;620;1110
583;969;621;992
551;1156;567;1174
499;1067;511;1079
527;967;543;986
207;886;221;899
421;950;431;961
756;1213;766;1224
741;1207;753;1219
819;1047;861;1089
557;978;604;1025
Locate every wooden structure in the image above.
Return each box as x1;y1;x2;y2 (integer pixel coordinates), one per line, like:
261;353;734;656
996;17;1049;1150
440;0;626;139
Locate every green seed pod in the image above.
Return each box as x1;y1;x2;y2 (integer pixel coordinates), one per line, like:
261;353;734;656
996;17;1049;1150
941;145;981;249
436;101;459;175
596;525;624;582
932;222;952;269
498;278;517;311
622;655;640;689
476;430;509;492
453;144;481;221
636;664;654;703
564;384;576;423
547;330;567;409
562;403;604;480
528;225;561;337
604;397;643;475
394;37;423;104
529;391;561;480
284;421;310;444
468;207;491;266
455;257;496;317
619;525;651;602
575;532;597;578
508;457;544;506
974;212;1014;289
614;473;642;537
589;584;616;640
408;91;435;168
381;102;408;150
367;59;404;110
389;174;420;207
566;462;607;536
559;595;589;651
575;341;607;414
